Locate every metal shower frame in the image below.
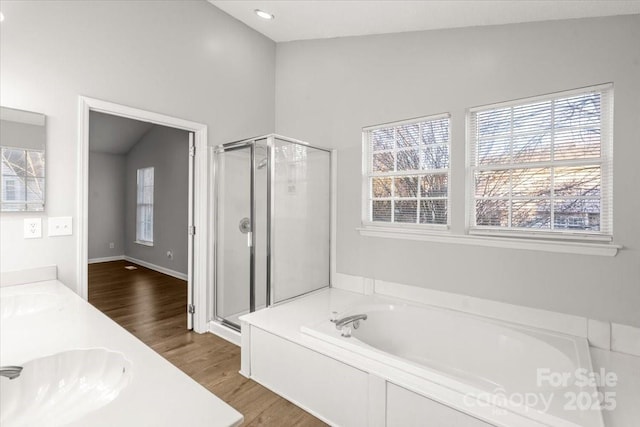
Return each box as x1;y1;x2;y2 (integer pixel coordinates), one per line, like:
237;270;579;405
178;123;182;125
213;134;332;331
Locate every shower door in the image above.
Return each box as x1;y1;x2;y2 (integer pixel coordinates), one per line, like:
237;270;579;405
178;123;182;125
214;140;268;330
214;144;254;329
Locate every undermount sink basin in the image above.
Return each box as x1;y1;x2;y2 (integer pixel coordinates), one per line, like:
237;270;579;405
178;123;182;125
0;293;65;320
0;348;132;427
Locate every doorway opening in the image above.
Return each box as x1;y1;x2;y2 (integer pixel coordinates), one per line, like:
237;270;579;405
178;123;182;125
77;97;208;331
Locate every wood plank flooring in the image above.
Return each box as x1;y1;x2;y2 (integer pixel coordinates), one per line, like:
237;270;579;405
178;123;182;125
88;260;326;426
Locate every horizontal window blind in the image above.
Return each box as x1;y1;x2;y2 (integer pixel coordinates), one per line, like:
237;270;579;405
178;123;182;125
364;114;450;226
136;167;154;244
468;84;613;237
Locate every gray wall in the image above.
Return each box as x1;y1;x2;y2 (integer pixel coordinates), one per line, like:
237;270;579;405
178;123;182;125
125;126;189;274
275;16;640;326
88;152;126;260
0;1;275;290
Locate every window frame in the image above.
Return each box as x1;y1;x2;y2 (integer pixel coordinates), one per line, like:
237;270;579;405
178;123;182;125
358;85;619;256
361;113;451;233
135;166;154;246
466;84;614;243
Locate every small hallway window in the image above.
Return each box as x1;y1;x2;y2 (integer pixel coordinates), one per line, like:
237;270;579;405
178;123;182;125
136;166;154;245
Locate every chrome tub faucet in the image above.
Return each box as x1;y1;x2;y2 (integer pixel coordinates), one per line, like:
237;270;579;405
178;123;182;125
331;314;368;337
0;366;23;380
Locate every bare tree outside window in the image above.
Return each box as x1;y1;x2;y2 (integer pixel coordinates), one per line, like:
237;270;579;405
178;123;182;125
469;85;613;236
1;147;45;211
365;115;450;226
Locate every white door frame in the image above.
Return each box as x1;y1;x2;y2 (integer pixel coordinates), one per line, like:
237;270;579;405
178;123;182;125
77;96;208;333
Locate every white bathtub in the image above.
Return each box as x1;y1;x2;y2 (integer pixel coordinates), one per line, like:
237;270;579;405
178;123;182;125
301;297;604;427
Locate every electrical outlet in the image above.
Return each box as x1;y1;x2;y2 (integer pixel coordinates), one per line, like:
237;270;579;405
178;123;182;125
24;218;42;239
166;250;173;260
109;242;115;249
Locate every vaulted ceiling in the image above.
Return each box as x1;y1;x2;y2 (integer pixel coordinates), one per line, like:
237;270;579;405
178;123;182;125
89;111;154;154
210;0;640;42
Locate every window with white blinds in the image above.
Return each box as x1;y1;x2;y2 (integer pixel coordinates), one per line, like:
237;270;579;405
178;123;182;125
136;167;154;245
468;84;613;239
363;114;450;227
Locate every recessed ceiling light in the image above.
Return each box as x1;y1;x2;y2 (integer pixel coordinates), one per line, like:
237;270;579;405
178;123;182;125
0;12;4;22
254;9;274;20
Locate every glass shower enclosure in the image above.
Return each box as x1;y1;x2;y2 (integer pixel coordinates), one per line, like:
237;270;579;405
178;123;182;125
213;135;331;331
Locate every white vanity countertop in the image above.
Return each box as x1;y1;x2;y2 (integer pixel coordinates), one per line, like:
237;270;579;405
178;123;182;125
0;280;243;427
242;288;640;427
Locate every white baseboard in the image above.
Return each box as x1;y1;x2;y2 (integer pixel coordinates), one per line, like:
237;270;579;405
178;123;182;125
88;255;125;264
124;256;188;281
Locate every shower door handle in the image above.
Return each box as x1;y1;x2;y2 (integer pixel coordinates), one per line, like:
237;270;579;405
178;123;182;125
239;217;252;247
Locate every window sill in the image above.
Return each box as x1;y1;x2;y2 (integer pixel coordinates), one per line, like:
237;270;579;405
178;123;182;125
357;225;621;256
134;240;154;247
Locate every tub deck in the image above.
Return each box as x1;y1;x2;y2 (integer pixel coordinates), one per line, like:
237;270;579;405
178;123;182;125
241;287;640;427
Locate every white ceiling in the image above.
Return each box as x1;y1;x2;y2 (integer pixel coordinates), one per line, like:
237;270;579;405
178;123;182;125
209;0;640;42
89;111;154;154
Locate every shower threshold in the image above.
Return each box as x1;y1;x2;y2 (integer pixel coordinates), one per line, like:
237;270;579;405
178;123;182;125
224;306;267;330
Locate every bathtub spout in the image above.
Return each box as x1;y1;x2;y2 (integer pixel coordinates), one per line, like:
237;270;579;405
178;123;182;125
334;314;367;330
0;366;23;380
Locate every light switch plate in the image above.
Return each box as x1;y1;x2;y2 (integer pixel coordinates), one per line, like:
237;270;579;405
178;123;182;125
48;216;73;237
24;218;42;239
